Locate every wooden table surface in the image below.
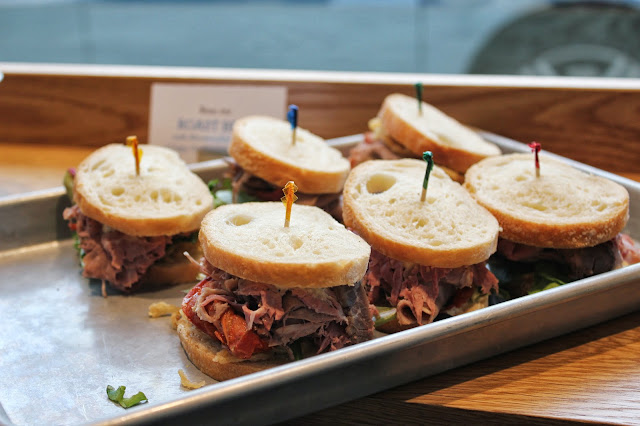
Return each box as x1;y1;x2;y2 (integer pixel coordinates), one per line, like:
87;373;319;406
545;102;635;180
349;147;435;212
3;143;640;425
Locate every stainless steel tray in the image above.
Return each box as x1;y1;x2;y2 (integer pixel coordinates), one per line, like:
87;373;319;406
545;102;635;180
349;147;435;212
1;133;639;426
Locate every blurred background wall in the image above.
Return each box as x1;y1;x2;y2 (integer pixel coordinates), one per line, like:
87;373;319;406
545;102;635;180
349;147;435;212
1;0;639;77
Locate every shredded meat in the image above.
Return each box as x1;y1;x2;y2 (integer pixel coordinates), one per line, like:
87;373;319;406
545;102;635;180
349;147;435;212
228;160;343;221
347;132;403;167
498;237;624;280
63;205;170;292
363;249;498;326
616;233;640;265
183;261;374;359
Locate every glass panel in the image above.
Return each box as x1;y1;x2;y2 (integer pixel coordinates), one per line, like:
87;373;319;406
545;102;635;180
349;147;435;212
1;0;639;77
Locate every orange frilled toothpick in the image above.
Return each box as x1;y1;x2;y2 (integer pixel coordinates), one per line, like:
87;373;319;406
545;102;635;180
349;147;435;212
528;141;541;178
125;135;143;176
281;181;298;228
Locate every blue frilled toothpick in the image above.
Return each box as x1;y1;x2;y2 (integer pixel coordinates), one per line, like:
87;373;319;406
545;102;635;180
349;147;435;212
287;104;299;145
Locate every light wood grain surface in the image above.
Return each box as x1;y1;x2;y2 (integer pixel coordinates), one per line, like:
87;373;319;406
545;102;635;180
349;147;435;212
2;64;640;425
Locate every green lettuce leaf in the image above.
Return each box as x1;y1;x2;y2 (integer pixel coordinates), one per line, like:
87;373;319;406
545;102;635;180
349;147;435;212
208;178;259;207
106;385;148;409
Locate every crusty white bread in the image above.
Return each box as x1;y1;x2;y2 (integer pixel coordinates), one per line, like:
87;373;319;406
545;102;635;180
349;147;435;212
464;153;630;249
343;159;499;268
377;93;501;173
199;202;370;288
74;143;213;237
229;116;350;194
176;311;287;381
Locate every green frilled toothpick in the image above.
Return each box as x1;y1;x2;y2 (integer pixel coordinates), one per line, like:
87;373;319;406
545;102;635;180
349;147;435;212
414;82;423;116
421;151;433;202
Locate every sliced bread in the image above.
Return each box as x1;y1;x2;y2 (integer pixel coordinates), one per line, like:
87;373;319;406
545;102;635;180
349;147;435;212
229;116;350;194
343;159;500;268
74;143;213;237
464;153;629;248
198;202;371;288
378;93;501;173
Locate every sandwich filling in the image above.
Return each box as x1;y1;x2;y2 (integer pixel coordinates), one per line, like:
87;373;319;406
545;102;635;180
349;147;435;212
227;159;344;221
63;205;195;292
348;128;411;168
491;233;640;298
365;248;499;327
182;259;374;360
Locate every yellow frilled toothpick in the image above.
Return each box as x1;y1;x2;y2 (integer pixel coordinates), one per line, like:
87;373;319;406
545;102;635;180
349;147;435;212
281;181;298;227
125;135;143;176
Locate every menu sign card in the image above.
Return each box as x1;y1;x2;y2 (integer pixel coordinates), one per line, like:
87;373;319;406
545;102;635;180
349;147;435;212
149;83;287;162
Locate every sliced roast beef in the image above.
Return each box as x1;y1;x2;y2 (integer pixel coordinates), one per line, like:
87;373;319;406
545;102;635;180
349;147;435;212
347;132;403;167
616;233;640;265
364;248;498;326
228;161;344;220
333;281;374;344
189;261;374;359
63;205;170;291
497;237;624;280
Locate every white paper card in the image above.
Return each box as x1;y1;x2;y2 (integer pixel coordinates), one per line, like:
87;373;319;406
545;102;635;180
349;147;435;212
148;83;287;162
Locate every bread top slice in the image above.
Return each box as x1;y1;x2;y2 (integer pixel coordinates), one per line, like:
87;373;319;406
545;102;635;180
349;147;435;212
229;116;350;194
74;144;213;237
464;153;630;249
199;202;371;288
342;159;500;268
378;93;501;173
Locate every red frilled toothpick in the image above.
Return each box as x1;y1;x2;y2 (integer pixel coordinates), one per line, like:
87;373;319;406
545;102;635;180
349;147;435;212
528;141;541;178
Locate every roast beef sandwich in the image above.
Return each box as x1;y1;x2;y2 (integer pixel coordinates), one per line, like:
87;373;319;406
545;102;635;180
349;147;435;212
349;93;501;179
224;115;350;219
63;141;213;292
342;159;501;332
177;201;373;381
464;152;639;296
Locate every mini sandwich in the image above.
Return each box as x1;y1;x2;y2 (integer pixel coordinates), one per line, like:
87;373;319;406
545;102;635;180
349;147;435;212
464;153;639;296
63;141;213;292
349;93;501;180
342;159;501;331
177;201;373;381
224;115;350;220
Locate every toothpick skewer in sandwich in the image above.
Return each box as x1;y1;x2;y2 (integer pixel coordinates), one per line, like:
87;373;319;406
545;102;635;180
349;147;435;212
63;137;214;292
464;151;640;295
349;93;501;180
342;158;501;331
225;113;350;220
177;198;373;381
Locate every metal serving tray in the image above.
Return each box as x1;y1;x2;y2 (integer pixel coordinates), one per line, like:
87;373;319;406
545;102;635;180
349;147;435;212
1;134;639;426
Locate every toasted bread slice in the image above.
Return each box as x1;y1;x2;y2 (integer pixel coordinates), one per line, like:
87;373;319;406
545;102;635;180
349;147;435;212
74;144;213;236
229;116;350;194
199;202;370;288
464;153;629;249
378;93;501;173
176;311;287;381
343;159;499;268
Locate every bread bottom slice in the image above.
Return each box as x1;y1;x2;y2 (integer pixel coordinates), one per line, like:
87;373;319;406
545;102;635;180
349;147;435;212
176;312;289;381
